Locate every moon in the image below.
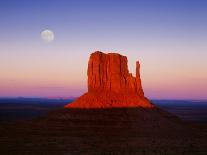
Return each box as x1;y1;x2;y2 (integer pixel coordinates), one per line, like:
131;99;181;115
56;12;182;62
41;29;54;42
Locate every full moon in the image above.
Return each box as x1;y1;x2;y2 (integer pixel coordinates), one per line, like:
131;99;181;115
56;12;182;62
41;29;54;42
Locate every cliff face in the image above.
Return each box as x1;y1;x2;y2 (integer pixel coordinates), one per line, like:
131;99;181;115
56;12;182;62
88;52;144;96
65;51;154;108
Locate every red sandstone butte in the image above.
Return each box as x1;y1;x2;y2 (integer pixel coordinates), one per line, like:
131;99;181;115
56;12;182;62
65;51;154;108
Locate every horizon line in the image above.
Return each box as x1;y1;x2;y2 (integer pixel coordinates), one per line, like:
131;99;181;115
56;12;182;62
0;96;207;101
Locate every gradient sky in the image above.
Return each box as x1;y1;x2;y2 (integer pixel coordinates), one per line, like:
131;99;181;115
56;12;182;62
0;0;207;99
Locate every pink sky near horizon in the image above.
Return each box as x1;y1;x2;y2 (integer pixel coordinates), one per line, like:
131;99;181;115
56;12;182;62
1;40;207;99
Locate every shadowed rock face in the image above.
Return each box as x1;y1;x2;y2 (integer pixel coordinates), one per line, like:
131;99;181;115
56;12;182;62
65;51;154;108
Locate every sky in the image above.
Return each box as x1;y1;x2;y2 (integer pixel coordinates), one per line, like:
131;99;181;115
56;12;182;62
0;0;207;99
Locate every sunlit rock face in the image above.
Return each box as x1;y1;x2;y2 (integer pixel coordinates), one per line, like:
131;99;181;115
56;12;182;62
65;51;154;108
88;51;144;95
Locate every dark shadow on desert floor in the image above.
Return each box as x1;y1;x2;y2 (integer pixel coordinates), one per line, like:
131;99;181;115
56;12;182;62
0;108;207;155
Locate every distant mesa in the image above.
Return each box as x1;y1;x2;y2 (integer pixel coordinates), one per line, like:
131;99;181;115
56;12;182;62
65;51;154;108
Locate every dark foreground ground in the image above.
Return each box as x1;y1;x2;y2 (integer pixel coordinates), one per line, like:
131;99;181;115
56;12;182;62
0;99;207;155
0;108;207;155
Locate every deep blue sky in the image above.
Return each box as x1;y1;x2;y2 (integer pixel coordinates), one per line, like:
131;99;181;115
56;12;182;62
1;0;207;41
0;0;207;99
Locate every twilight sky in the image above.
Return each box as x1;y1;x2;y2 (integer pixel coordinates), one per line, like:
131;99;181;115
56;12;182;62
0;0;207;99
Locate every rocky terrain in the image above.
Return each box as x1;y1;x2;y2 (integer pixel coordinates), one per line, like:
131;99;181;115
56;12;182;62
65;51;153;108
